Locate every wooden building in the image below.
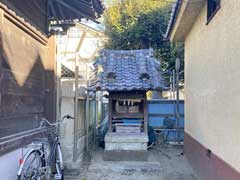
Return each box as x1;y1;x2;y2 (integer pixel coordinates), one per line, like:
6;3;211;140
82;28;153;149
0;1;103;175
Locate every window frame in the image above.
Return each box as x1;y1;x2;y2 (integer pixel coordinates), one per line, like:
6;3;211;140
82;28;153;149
206;0;221;25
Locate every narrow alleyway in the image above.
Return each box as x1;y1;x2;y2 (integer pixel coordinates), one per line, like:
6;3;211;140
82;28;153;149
65;145;198;180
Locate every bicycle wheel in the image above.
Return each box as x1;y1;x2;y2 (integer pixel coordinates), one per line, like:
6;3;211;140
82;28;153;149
17;149;48;180
54;144;64;180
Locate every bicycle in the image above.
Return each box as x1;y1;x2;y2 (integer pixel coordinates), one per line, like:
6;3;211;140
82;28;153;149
17;115;74;180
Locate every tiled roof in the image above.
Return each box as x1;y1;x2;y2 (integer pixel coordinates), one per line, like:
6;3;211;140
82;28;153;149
90;49;167;92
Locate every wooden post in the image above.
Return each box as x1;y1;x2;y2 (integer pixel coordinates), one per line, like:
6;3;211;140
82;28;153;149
108;96;112;132
73;53;79;161
0;8;3;111
144;93;148;134
56;35;62;134
86;98;89;153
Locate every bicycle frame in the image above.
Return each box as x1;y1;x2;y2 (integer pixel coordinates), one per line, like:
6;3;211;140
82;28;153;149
17;115;74;180
47;136;61;166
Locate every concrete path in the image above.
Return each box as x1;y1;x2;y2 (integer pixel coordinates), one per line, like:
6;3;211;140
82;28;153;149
65;145;198;180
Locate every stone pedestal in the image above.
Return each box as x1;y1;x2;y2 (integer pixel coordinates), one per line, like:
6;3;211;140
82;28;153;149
104;132;149;161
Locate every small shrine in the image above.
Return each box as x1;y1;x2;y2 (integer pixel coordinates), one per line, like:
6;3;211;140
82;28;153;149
92;49;165;160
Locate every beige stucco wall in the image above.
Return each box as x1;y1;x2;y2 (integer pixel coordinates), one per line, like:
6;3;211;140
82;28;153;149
184;0;240;172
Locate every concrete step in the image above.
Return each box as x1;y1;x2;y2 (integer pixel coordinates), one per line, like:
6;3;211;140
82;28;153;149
103;150;148;161
88;161;164;174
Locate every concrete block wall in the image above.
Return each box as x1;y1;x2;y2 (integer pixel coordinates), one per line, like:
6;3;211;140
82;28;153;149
60;79;95;170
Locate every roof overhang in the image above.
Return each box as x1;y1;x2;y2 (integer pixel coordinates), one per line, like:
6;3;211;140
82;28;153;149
49;0;104;23
166;0;205;42
0;0;104;34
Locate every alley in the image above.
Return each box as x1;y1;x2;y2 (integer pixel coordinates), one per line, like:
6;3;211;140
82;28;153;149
66;145;198;180
1;0;240;180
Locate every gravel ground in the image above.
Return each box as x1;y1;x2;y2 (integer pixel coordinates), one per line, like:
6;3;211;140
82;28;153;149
65;145;199;180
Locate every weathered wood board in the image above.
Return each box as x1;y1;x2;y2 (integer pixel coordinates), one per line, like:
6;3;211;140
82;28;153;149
0;4;55;154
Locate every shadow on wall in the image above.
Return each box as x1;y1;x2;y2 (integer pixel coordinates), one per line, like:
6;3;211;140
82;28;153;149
0;29;56;154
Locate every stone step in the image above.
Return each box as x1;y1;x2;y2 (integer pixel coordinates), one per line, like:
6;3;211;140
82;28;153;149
103;150;148;161
88;161;164;174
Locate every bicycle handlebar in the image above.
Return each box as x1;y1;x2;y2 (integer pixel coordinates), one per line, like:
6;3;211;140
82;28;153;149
62;115;75;120
40;115;75;127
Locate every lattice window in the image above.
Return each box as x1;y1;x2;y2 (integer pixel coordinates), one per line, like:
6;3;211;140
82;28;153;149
61;64;75;77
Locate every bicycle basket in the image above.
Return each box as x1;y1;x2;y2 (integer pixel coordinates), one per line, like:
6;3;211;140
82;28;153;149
58;122;66;139
45;122;66;140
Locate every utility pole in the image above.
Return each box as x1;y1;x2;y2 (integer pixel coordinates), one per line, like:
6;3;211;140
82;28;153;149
175;58;181;143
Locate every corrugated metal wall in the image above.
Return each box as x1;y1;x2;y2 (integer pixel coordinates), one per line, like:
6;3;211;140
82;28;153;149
148;100;184;141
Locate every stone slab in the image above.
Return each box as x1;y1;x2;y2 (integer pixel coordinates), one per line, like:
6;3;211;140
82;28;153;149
104;132;149;143
105;142;147;151
103;150;148;161
104;132;149;151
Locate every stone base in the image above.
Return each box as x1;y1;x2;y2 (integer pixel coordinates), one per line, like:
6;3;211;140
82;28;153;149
105;132;149;151
104;132;149;161
103;150;148;161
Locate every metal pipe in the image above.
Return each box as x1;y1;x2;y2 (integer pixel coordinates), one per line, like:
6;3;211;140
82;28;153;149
172;70;177;122
170;75;173;100
172;70;176;100
93;100;97;146
175;58;181;143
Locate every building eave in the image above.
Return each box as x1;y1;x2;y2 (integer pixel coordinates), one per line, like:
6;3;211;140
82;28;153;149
166;0;205;42
0;0;104;34
49;0;104;22
165;0;182;41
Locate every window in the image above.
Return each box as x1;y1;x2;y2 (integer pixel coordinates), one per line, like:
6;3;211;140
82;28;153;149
207;0;221;23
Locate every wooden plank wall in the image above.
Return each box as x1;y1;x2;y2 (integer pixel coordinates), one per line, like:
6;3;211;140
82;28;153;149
0;4;56;154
